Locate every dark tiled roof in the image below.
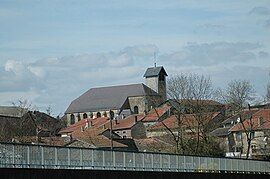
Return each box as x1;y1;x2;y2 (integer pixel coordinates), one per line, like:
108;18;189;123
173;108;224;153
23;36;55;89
65;83;159;113
143;66;167;77
0;106;27;118
210;127;231;137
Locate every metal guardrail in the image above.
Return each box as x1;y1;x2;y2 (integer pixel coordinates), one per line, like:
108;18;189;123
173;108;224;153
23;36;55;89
0;143;269;174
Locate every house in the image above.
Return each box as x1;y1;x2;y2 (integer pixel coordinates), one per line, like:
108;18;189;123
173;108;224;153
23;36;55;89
59;116;138;150
210;108;260;157
141;103;172;127
228;109;270;159
101;114;145;139
0;107;62;142
146;112;224;138
65;66;168;126
59;117;109;137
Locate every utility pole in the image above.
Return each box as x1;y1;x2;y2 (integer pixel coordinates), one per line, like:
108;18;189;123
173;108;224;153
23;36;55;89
109;110;114;150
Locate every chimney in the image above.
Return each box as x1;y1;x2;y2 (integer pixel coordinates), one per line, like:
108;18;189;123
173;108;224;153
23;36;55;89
135;115;138;123
115;119;118;125
103;124;106;129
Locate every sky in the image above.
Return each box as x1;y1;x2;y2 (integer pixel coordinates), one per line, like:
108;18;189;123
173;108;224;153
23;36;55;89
0;0;270;116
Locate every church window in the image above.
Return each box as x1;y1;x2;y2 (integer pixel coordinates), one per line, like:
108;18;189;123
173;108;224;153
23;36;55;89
83;113;88;119
77;114;81;121
134;106;139;114
89;112;93;118
97;112;101;118
70;114;75;125
110;111;115;119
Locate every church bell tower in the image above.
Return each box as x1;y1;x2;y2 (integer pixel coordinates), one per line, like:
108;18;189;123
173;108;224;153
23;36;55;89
143;65;168;102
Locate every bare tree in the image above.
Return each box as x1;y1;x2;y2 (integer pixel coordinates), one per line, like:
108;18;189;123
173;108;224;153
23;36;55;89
164;73;224;155
266;83;270;102
222;80;255;111
11;99;36;116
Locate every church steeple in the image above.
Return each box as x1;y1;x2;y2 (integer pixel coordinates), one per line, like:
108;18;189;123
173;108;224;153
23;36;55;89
143;66;168;102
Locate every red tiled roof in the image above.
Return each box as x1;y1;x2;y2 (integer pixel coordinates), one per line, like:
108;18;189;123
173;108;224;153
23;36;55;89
101;114;145;131
142;104;171;122
230;109;270;132
71;128;127;148
148;112;220;131
59;117;109;134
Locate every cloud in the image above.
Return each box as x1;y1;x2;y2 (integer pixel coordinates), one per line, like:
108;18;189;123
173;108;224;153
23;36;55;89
265;19;270;28
0;60;45;92
160;42;261;66
0;43;269;114
249;7;270;16
258;51;269;58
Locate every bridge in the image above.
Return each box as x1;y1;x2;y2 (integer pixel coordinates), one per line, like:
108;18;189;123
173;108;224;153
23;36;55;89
0;142;269;178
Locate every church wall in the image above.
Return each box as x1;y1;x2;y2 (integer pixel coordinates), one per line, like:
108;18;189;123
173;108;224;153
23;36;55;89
128;96;146;114
146;77;159;93
66;109;118;126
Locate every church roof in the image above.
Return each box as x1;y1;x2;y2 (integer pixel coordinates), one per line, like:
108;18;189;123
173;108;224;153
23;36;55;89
65;83;159;114
143;66;168;78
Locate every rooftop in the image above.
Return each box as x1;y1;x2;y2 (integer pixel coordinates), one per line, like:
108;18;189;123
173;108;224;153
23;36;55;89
65;83;159;114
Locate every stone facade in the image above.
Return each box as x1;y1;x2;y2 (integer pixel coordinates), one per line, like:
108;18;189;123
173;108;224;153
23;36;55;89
66;109;118;126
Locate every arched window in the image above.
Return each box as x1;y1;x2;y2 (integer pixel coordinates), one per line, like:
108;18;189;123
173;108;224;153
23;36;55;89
83;113;88;119
70;114;75;125
96;112;101;118
77;114;81;121
109;111;114;119
134;106;139;114
89;112;93;118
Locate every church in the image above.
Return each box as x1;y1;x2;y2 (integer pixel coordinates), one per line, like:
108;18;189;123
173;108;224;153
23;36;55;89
65;66;168;126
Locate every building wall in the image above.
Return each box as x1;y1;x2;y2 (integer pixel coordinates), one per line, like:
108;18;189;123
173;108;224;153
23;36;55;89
131;121;146;139
146;77;159;94
66;109;118;126
231;130;267;158
146;76;167;102
128;96;147;114
114;129;131;138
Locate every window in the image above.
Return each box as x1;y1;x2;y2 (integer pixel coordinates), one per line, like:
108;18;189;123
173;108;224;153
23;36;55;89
97;112;101;118
77;114;81;121
123;131;126;134
134;106;139;114
236;132;242;141
70;114;75;125
83;113;88;119
250;132;255;139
